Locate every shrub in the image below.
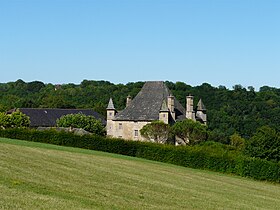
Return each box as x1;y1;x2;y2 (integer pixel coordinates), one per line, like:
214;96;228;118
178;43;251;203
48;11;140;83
0;111;30;129
56;113;105;136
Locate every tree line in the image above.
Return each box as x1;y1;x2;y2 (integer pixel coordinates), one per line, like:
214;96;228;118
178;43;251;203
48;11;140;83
1;79;280;142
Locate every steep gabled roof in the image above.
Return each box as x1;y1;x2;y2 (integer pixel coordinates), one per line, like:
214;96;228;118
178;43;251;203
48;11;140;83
7;108;106;127
114;81;185;121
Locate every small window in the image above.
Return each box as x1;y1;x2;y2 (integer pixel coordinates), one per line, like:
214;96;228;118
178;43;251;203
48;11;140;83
109;112;112;116
134;130;139;137
163;114;166;118
119;123;123;129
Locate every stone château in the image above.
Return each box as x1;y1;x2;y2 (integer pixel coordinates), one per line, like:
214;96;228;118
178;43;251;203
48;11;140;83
106;81;206;141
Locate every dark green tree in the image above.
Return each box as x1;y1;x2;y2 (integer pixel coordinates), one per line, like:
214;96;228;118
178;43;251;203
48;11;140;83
140;121;171;144
171;119;207;145
245;126;280;162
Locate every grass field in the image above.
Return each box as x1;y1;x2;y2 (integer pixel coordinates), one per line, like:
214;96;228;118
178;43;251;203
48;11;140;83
0;138;280;210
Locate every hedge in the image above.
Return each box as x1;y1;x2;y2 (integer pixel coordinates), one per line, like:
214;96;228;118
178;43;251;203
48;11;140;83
0;128;279;182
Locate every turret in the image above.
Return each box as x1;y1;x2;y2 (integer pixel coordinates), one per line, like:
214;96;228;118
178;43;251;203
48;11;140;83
196;99;207;124
106;98;116;136
106;98;116;120
159;100;169;124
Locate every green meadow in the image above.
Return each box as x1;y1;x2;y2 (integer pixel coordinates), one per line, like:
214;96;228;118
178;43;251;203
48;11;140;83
0;137;279;210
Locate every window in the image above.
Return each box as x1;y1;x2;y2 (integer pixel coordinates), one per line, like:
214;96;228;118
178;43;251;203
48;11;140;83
119;123;123;129
163;114;166;118
134;130;139;137
109;112;112;116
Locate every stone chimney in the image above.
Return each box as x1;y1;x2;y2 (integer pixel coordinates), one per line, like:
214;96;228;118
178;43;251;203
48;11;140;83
126;95;132;107
167;94;175;120
186;95;195;120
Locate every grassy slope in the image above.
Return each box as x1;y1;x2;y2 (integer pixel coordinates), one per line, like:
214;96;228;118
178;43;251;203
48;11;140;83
0;138;280;210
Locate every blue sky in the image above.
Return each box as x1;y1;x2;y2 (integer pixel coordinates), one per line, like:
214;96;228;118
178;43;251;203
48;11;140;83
0;0;279;89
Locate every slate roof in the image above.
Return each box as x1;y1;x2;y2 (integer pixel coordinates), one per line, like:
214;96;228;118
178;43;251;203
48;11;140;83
114;81;186;121
7;108;106;127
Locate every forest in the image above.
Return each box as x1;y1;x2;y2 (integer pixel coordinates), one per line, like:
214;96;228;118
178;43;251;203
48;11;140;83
0;79;279;144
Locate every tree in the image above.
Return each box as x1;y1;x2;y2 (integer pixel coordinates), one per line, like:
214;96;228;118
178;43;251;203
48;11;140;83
0;112;11;129
56;113;105;136
9;110;30;128
0;111;30;129
140;121;171;144
245;126;280;162
171;119;207;145
229;133;245;150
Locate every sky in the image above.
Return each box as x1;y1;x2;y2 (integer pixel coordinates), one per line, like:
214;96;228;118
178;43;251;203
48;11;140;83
0;0;280;89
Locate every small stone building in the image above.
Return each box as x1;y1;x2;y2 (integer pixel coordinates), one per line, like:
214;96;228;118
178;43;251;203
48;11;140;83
106;81;206;141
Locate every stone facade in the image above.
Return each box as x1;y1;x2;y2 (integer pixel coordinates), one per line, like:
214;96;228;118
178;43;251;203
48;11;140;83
107;120;149;141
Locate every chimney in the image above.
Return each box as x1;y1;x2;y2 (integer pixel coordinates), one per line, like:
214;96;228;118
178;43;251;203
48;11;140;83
186;95;195;120
126;95;132;107
168;94;175;120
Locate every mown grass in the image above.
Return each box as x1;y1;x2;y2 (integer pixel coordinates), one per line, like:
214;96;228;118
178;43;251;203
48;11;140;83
0;137;280;210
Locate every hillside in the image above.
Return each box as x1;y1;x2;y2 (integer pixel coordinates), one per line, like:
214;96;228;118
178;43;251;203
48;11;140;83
0;138;280;209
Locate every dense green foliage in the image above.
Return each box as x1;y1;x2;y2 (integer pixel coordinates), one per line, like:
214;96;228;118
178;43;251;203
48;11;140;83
245;126;280;162
230;133;245;150
56;113;106;136
0;111;30;129
0;128;279;182
1;79;280;142
171;119;207;145
140;121;171;143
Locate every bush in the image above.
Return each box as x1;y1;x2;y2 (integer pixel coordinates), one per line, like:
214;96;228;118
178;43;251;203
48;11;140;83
0;111;30;129
56;113;105;136
0;128;279;182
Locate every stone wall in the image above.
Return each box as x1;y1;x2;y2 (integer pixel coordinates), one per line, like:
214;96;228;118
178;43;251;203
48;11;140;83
107;120;150;141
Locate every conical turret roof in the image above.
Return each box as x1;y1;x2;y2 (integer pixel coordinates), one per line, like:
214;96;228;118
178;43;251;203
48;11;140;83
107;98;115;110
197;99;206;111
160;100;169;112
